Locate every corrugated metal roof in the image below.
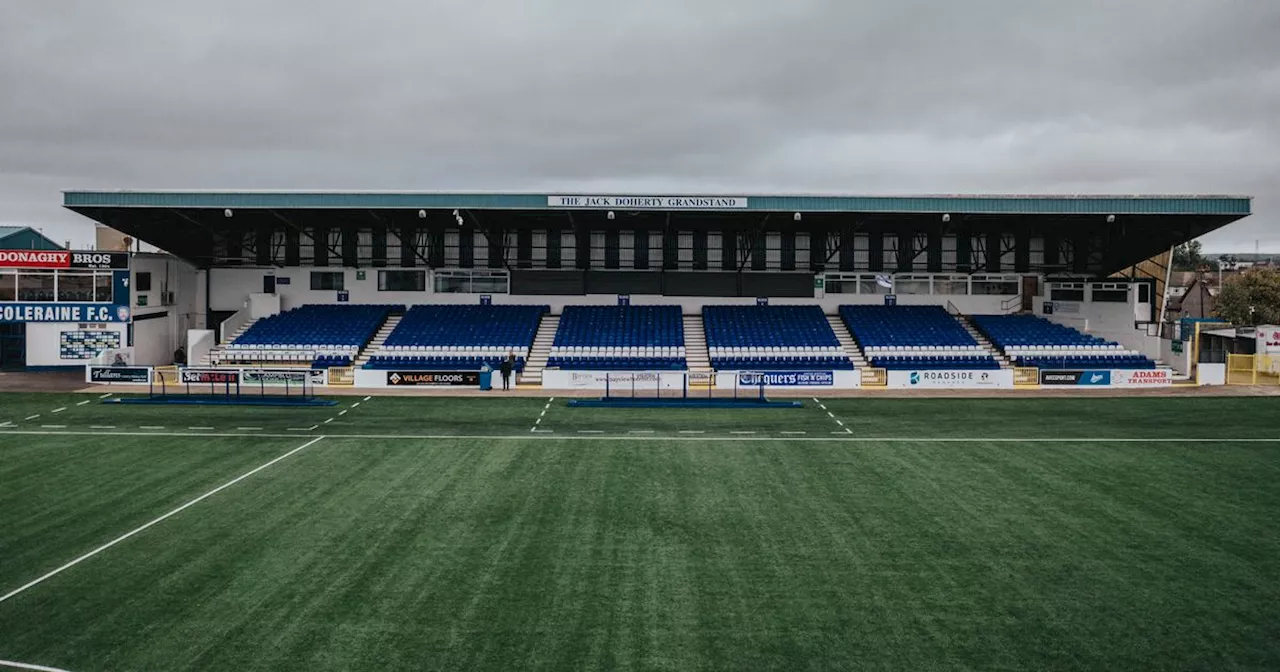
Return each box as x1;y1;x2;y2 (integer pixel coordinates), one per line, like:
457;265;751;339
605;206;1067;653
62;190;1253;216
0;225;29;238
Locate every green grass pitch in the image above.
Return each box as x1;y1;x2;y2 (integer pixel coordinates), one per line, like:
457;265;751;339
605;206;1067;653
1;392;1278;670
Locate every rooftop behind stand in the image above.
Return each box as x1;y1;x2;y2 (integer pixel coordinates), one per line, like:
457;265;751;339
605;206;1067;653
704;305;851;371
547;305;686;371
366;304;548;371
841;305;999;370
971;314;1156;370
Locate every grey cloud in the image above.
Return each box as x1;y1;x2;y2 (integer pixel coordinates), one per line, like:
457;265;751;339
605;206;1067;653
1;0;1278;250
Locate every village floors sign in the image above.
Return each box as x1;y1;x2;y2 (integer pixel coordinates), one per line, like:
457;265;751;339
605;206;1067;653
547;195;747;209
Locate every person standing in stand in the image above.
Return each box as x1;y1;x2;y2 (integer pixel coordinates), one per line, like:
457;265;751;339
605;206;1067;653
499;351;515;391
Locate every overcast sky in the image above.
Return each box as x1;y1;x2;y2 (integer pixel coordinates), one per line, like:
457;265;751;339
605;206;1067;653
1;0;1278;252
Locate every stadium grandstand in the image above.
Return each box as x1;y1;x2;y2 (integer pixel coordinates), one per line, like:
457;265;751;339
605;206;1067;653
22;190;1249;389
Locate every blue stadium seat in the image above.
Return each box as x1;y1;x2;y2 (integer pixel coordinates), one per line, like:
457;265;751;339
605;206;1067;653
547;306;687;370
364;304;548;371
703;305;852;371
220;304;399;366
970;314;1156;370
840;305;1000;370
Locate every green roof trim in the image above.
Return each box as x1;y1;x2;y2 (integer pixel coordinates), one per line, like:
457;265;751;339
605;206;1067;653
63;190;1252;216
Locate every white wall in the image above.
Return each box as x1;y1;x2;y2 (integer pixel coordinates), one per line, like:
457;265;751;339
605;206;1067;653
206;267;1014;316
25;322;129;367
130;254;201;366
1034;286;1162;361
1160;337;1191;376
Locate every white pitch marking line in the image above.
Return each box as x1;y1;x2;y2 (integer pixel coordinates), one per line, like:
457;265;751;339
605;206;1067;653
678;430;705;434
835;420;845;426
50;407;66;414
338;410;348;416
76;400;91;406
323;418;334;424
188;426;215;430
351;402;360;408
0;659;73;672
24;415;39;421
730;431;756;435
531;429;553;434
139;425;165;430
845;428;853;434
236;427;263;431
362;395;371;401
0;422;12;429
288;425;320;431
0;436;326;606
781;431;807;435
98;393;113;399
40;425;66;429
629;430;654;434
826;411;835;418
4;429;1280;444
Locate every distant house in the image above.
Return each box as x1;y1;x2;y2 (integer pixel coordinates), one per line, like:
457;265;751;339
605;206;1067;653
1171;277;1218;319
0;226;62;251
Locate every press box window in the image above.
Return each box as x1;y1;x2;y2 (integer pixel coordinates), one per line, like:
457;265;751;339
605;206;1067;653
378;270;425;292
311;272;345;291
135;272;152;292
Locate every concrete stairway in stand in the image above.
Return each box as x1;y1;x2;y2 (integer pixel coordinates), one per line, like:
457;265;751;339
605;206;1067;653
517;314;560;386
353;313;403;368
683;315;711;374
956;314;1014;368
200;319;258;366
827;315;868;369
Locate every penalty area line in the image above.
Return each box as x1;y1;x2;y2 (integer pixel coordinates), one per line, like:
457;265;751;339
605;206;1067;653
0;436;326;606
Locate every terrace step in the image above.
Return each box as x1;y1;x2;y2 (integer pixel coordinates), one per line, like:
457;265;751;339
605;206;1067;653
518;314;560;385
826;315;868;369
683;315;712;373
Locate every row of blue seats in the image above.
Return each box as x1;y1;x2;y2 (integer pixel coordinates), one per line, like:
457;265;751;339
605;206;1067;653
871;358;1002;371
703;305;838;347
365;356;527;372
1015;356;1156;370
312;355;353;368
385;304;547;347
236;305;396;347
547;357;686;371
554;306;684;347
840;305;977;347
710;356;855;371
971;314;1113;348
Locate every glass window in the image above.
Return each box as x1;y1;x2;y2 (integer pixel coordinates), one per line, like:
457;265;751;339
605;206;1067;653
18;271;55;302
135;272;152;292
1051;288;1085;301
1137;284;1151;303
95;274;114;302
973;280;1020;295
433;274;471;293
895;277;931;295
311;272;345;291
1092;288;1128;303
823;279;854;294
58;273;96;302
934;278;970;295
0;271;14;302
378;270;425;292
858;276;892;295
471;273;509;294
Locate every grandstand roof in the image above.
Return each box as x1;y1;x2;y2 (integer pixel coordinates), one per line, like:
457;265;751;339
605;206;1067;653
63;190;1252;274
65;190;1250;215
